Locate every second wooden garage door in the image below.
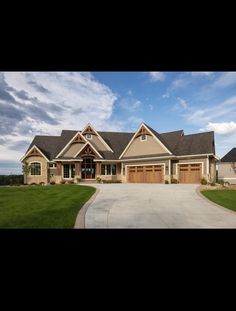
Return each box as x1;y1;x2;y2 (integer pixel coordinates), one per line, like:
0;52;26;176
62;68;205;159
179;164;202;183
128;165;164;183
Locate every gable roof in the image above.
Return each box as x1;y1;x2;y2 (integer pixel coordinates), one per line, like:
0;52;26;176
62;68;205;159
23;125;215;161
221;148;236;162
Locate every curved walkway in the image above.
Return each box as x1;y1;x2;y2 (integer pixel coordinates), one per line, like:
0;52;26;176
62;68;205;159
84;184;236;228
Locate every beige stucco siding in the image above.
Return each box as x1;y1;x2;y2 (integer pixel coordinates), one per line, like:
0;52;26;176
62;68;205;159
218;163;236;183
62;143;85;157
24;155;48;184
89;135;110;151
122;136;168;158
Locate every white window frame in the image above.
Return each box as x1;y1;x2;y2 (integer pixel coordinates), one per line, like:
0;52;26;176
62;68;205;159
101;164;117;176
29;161;42;176
86;134;92;140
62;164;75;179
140;134;147;142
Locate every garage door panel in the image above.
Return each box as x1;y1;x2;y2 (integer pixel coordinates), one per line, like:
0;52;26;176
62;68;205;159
179;164;202;184
128;165;163;183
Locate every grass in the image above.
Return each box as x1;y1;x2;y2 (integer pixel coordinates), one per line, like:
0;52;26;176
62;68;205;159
0;185;96;228
201;190;236;212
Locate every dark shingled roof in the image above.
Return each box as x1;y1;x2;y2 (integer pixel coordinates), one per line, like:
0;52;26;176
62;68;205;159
24;126;215;161
221;148;236;162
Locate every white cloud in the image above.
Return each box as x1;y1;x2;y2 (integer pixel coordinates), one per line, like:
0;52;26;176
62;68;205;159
211;72;236;88
162;93;170;98
119;97;142;112
0;72;119;161
173;97;188;111
149;72;165;82
200;122;236;135
191;72;213;76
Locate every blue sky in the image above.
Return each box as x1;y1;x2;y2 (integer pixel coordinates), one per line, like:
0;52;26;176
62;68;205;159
1;71;236;174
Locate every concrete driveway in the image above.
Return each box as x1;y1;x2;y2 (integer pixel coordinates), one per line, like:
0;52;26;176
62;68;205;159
84;184;236;228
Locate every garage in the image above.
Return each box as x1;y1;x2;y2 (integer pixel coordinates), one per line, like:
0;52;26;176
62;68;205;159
128;165;164;183
178;163;202;184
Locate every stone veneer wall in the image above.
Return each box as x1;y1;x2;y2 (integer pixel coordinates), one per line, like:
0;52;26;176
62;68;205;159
24;155;48;184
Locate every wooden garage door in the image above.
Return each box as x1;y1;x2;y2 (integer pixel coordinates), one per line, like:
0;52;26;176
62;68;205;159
128;165;163;183
179;164;202;184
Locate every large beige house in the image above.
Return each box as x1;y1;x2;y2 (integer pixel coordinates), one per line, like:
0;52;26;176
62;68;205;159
21;123;216;184
218;148;236;184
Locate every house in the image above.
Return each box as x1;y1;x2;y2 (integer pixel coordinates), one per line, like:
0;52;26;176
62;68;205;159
218;148;236;184
21;123;216;184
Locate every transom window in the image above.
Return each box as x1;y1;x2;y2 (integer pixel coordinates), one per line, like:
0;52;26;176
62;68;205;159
141;134;147;141
63;164;75;178
30;162;41;176
101;164;116;175
86;134;92;139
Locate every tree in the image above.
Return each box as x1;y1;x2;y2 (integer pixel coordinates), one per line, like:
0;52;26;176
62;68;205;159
22;162;31;184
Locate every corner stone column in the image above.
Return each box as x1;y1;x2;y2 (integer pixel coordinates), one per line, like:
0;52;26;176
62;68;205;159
75;162;80;177
96;162;101;176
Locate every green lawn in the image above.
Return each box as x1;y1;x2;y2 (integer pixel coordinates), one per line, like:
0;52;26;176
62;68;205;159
202;190;236;212
0;185;96;228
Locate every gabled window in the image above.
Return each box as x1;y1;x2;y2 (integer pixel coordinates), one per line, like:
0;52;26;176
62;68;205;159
86;134;92;139
140;134;147;141
30;162;41;176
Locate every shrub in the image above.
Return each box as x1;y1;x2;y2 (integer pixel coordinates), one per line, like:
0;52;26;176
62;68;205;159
68;180;74;184
201;178;207;185
40;182;45;186
76;177;81;184
50;181;56;185
165;180;169;184
209;182;216;186
30;182;37;186
60;180;66;184
171;178;178;184
102;180;122;184
96;177;102;183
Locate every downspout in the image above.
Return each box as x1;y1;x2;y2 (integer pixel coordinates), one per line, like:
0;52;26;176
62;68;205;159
169;159;171;183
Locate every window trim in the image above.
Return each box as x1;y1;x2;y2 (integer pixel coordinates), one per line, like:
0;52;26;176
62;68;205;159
29;161;42;176
140;134;147;142
86;134;92;140
62;164;75;179
101;164;117;176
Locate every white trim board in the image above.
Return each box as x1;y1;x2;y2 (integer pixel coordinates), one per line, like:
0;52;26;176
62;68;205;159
125;163;166;176
119;122;172;159
56;131;87;158
73;142;103;159
28;161;43;177
21;145;49;162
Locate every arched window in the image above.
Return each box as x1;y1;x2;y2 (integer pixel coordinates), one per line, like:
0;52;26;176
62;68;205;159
30;162;41;176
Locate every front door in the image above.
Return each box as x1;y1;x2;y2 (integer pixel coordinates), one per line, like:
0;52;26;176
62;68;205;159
81;158;96;179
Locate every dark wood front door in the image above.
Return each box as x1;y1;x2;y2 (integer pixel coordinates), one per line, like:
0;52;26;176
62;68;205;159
81;158;96;179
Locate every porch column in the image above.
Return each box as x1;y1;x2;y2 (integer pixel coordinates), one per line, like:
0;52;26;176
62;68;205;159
96;162;101;175
75;162;81;177
56;162;62;176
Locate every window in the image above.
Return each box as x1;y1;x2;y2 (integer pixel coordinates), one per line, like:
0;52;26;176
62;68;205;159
63;164;75;178
30;162;41;176
49;163;57;168
101;164;117;175
141;134;147;141
86;134;92;139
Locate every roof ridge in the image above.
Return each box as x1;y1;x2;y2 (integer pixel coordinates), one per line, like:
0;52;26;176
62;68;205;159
183;131;214;137
160;130;184;135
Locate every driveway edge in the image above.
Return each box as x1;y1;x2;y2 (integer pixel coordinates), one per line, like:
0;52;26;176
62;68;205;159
74;187;100;229
196;186;236;215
